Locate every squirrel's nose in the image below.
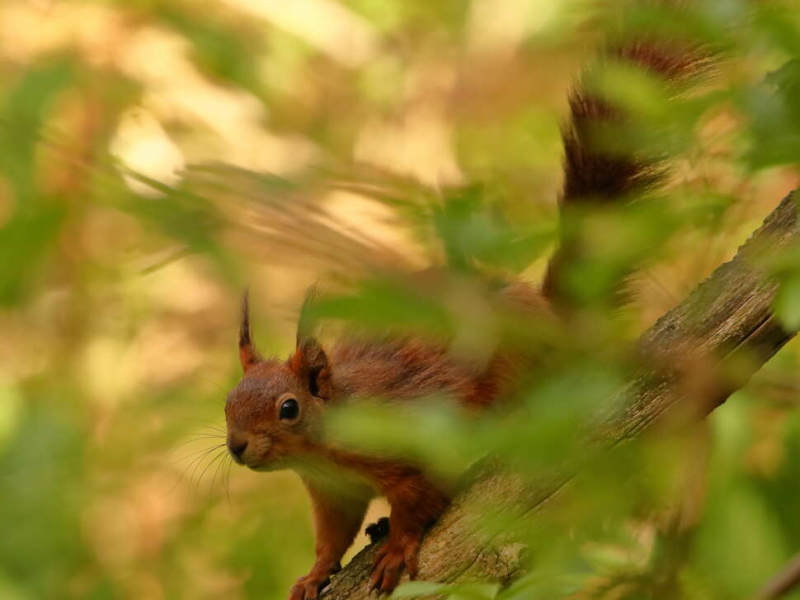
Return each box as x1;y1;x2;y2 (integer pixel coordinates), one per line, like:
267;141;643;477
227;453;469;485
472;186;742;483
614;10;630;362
228;437;248;462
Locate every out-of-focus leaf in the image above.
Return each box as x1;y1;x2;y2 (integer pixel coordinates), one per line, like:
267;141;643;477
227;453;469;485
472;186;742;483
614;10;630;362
690;397;789;598
741;59;800;170
587;63;673;121
0;59;74;204
327;399;479;479
116;172;239;284
560;198;679;305
434;186;554;273
499;571;585;600
393;581;500;599
159;8;262;90
0;206;64;305
754;4;800;57
0;60;74;305
0;381;22;450
393;581;451;597
310;276;452;336
774;273;800;330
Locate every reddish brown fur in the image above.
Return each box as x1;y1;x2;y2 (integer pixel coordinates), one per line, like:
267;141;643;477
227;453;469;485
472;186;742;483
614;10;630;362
225;281;541;599
224;8;713;598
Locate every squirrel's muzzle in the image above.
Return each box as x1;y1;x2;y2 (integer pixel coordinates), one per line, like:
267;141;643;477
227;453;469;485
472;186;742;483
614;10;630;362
228;436;248;463
226;430;274;469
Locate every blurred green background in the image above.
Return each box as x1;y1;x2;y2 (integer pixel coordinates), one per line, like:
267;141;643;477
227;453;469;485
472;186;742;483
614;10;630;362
2;0;800;598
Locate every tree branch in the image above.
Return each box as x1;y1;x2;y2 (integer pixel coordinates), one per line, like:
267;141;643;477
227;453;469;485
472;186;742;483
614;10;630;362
324;191;800;599
755;550;800;599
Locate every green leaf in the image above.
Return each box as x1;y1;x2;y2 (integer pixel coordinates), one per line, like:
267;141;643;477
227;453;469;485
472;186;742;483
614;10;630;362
393;582;500;599
392;581;450;598
0;59;74;205
774;273;800;330
0;206;64;305
447;583;501;599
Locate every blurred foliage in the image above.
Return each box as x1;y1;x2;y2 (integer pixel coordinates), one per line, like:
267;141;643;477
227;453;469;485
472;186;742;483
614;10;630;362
2;0;800;599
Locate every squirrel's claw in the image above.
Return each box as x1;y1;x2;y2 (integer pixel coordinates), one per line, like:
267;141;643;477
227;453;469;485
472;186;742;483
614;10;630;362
370;537;420;594
403;541;420;579
287;573;330;600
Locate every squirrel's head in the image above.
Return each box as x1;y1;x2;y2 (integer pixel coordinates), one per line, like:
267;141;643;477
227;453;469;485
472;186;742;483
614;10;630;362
224;293;331;470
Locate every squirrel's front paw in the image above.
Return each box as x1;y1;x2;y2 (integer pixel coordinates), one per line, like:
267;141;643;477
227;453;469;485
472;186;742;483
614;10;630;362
287;573;329;600
370;536;420;594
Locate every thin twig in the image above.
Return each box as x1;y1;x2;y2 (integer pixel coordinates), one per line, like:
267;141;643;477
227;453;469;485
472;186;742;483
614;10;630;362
754;552;800;600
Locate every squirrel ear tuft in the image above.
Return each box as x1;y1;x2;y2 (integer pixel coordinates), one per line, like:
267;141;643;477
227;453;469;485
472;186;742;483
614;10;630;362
290;337;331;400
295;284;317;347
239;290;262;372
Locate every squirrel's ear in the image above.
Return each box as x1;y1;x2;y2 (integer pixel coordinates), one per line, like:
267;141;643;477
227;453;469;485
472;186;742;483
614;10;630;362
290;337;331;400
239;290;262;372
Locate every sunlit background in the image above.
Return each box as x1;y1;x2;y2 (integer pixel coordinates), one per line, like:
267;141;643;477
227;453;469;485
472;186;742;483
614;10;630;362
2;0;800;598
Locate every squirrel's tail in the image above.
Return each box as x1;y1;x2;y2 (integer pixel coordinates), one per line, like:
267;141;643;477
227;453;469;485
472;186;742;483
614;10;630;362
542;5;713;306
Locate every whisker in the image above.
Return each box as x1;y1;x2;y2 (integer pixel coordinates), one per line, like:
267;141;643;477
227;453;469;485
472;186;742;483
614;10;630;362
208;447;228;485
165;452;208;496
170;435;226;455
209;449;229;497
169;443;226;494
180;443;225;474
171;442;226;466
198;448;227;493
176;423;228;442
183;434;226;443
193;426;226;436
224;456;234;513
184;418;227;430
188;444;227;490
179;433;226;442
194;375;235;396
187;452;217;491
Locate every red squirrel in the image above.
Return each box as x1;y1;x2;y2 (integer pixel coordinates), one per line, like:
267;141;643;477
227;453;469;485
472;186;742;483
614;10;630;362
223;18;710;600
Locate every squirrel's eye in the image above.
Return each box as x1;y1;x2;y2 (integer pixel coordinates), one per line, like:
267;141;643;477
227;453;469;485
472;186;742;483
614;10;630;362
279;398;300;420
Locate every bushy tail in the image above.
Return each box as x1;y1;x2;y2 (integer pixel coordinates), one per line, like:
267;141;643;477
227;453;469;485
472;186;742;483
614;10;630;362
543;5;714;306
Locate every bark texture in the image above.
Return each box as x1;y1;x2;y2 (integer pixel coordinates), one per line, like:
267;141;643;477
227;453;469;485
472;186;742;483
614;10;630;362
323;191;799;599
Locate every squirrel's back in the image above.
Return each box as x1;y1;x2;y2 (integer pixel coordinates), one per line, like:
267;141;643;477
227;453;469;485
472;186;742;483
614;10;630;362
329;278;547;408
